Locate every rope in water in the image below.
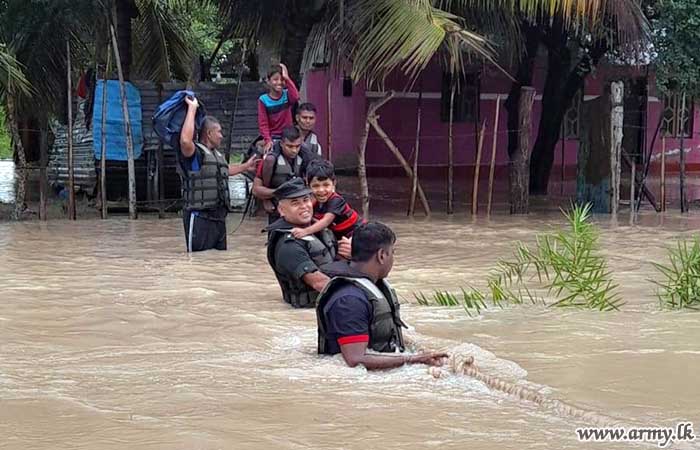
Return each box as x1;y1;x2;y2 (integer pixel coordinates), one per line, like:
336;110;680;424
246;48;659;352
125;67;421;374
407;336;624;428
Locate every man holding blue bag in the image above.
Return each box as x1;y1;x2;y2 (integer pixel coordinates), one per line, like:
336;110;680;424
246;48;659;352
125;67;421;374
177;95;259;252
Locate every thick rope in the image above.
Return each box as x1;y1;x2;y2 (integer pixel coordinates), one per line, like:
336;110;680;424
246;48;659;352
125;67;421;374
407;335;624;428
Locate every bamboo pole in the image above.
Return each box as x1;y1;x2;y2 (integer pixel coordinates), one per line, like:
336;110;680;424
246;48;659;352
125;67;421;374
447;85;455;215
661;135;666;212
629;160;635;225
408;82;423;216
66;40;76;220
369;117;431;216
327;77;332;161
560;122;565;196
487;96;501;216
471;120;486;215
679;92;687;213
100;44;111;219
39;120;48;220
358;92;394;219
110;23;137;219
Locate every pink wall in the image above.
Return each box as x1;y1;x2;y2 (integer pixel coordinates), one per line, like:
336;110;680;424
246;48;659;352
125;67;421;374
303;60;700;177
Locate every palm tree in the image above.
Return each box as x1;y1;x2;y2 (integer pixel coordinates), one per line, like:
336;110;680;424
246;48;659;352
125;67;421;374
218;0;647;85
0;0;197;218
219;0;648;208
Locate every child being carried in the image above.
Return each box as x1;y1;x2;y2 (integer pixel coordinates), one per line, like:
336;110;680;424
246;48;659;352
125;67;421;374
291;159;364;241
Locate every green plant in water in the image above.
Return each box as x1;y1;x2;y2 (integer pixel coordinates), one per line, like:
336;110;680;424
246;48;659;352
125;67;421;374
414;203;623;314
491;203;623;311
413;286;488;317
652;237;700;310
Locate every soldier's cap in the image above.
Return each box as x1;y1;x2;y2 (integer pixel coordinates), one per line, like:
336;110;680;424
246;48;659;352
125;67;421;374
273;178;313;200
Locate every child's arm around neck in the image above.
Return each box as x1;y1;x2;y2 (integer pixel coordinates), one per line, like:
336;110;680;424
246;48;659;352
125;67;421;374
291;212;336;239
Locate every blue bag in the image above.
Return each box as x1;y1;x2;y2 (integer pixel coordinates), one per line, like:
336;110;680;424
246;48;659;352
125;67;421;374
152;90;206;150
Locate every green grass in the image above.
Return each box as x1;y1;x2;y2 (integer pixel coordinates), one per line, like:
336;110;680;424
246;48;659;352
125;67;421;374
414;203;623;314
0;110;11;159
652;237;700;310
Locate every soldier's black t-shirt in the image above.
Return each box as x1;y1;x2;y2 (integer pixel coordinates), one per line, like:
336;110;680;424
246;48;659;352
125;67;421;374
321;284;372;355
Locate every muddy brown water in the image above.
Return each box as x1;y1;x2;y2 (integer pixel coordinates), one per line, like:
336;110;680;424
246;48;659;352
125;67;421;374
1;208;700;449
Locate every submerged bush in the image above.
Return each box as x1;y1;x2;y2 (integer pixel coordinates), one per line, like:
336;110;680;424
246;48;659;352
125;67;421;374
415;203;623;314
652;238;700;310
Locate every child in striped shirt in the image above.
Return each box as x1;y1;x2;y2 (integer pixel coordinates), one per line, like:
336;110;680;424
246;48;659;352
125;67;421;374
258;63;299;153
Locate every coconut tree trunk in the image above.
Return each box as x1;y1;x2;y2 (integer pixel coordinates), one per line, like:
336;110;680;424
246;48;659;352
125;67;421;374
7;95;25;220
505;24;539;159
529;35;607;195
510;87;535;214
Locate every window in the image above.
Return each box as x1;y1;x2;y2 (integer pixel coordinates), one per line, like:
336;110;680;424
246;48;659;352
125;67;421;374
441;72;479;122
562;90;582;139
662;92;693;137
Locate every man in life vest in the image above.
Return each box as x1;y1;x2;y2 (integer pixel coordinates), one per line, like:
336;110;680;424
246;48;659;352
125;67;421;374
179;96;259;252
252;126;318;223
265;178;351;308
317;222;448;369
296;102;323;156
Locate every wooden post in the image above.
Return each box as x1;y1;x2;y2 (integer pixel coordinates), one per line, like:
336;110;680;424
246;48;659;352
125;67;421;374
358;118;371;220
560;122;565;196
680;92;687;213
369;117;431;215
110;24;137;219
472;120;486;216
509;87;535;214
156;84;165;218
629;160;635;225
358;92;394;219
327;77;332;161
447;85;455;215
471;120;486;215
610;81;624;218
660;134;666;212
39;120;48;220
100;45;111;220
486;96;501;216
408;82;423;216
66;40;77;220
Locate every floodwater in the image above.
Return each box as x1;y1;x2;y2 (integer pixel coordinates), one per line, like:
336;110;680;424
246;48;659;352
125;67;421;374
0;160;14;203
1;210;700;449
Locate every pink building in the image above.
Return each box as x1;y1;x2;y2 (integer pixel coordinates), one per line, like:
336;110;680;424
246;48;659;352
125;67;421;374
305;58;699;194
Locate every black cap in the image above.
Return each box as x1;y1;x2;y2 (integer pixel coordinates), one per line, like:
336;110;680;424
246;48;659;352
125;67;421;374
273;178;312;200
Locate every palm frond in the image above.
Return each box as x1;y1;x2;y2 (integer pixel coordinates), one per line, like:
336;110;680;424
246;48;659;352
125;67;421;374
132;0;195;82
0;44;31;97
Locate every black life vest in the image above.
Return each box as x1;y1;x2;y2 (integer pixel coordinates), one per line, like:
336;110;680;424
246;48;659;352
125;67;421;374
316;268;406;355
304;132;320;156
266;223;337;308
269;143;304;190
179;143;230;211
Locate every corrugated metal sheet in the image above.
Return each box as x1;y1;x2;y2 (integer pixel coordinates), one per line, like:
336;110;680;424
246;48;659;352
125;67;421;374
47;80;264;205
48;99;96;192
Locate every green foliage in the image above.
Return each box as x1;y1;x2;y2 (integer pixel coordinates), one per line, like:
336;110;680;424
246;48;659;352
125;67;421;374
651;0;700;97
414;286;488;317
187;1;236;72
490;204;623;311
0;110;12;159
652;237;700;310
414;204;623;315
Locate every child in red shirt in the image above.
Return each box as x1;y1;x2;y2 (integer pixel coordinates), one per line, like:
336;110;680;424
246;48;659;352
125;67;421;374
257;63;299;152
291;159;364;240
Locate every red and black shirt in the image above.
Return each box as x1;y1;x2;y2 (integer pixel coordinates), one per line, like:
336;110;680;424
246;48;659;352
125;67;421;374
313;192;363;239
